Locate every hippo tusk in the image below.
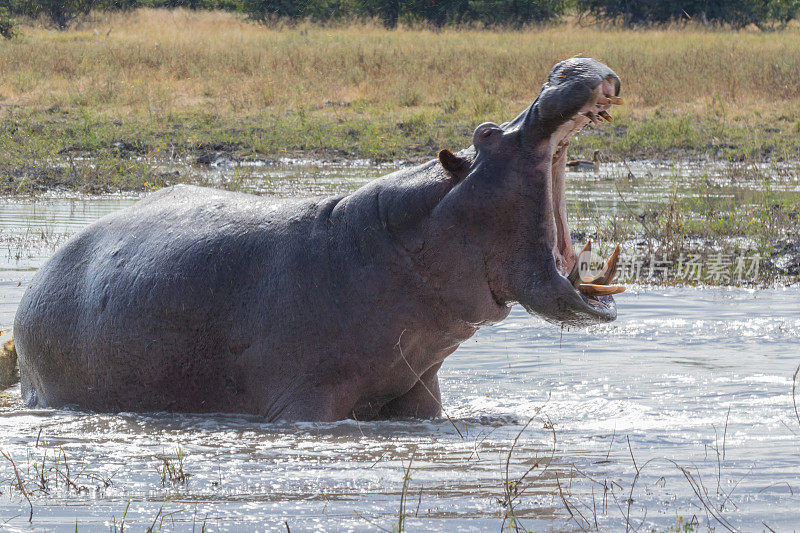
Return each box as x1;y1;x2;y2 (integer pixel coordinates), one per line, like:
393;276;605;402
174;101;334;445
568;242;623;291
578;283;626;297
567;264;581;287
609;96;624;105
585;244;621;286
567;241;593;287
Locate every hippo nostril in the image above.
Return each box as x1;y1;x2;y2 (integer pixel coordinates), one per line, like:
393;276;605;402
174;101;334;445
607;74;621;96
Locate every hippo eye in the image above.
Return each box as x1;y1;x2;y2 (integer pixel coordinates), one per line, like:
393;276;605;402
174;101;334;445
472;122;502;147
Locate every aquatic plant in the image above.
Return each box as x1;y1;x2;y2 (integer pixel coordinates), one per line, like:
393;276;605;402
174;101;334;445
499;400;556;533
154;447;191;487
0;432;115;522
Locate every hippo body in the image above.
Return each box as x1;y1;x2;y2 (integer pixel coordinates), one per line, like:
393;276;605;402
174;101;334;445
15;58;622;420
16;179;482;419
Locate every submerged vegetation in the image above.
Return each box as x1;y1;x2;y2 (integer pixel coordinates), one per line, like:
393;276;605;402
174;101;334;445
2;395;790;530
155;448;191;487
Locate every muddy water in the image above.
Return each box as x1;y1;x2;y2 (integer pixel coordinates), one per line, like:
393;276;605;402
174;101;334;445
0;160;798;531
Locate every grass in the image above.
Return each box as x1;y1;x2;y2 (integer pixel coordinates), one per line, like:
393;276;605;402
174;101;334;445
0;8;797;283
574;164;800;285
0;432;115;522
155;448;191;487
0;435;202;530
2;9;800;194
499;399;555;533
0;398;795;531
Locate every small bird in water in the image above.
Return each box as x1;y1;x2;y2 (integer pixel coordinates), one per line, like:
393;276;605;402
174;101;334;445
566;150;603;172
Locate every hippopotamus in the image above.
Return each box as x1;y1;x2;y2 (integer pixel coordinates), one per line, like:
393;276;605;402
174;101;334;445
14;58;624;421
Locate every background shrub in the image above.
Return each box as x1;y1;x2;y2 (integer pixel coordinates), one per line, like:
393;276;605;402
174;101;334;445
0;5;14;37
1;0;798;29
574;0;800;28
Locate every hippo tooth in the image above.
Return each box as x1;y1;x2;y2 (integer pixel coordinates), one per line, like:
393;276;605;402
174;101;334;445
578;283;626;297
609;96;624;105
599;110;614;122
587;244;621;286
567;241;592;287
582;112;599;125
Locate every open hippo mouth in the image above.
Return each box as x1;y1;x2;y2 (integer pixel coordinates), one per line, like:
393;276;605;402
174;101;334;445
549;72;625;319
498;58;626;327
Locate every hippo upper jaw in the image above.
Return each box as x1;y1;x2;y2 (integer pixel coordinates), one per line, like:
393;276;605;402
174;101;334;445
502;57;622;143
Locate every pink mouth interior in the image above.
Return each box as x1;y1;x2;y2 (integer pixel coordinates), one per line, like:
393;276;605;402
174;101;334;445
549;77;619;278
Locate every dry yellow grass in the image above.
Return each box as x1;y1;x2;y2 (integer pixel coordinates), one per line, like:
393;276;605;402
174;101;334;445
2;8;800;121
2;7;800;198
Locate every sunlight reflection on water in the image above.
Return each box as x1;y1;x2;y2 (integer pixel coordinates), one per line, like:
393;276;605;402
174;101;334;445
0;161;798;531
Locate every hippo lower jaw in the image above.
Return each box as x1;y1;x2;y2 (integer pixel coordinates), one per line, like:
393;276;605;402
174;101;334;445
517;250;618;328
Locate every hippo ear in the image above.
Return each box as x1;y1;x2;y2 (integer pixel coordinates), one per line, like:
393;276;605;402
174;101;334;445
438;149;467;177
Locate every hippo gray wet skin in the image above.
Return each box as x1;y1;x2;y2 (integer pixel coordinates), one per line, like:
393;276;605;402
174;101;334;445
15;58;623;420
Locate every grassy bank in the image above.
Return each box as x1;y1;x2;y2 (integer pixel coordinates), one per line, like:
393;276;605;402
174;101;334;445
3;9;800;192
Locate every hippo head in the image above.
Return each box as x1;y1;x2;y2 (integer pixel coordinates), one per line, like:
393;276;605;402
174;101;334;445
427;58;623;327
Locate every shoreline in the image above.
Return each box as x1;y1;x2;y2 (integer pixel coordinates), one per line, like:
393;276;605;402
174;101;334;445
3;109;798;193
